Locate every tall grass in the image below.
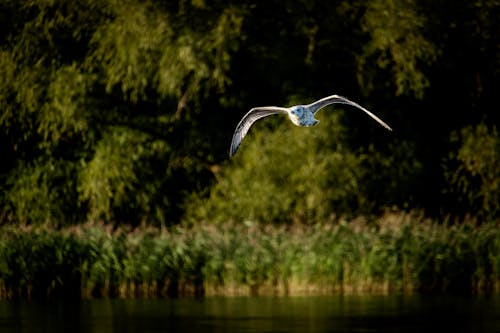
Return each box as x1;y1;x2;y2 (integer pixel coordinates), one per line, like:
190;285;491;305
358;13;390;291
1;214;500;299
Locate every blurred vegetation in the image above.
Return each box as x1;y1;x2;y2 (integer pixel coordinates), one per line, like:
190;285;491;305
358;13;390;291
0;0;499;225
445;124;500;220
1;215;500;299
186;113;366;223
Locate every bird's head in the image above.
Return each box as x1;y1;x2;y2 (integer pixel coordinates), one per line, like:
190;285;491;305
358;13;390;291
290;105;305;116
289;105;305;126
289;105;318;127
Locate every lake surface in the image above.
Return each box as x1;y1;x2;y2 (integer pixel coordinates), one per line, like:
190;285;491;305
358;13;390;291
1;295;499;332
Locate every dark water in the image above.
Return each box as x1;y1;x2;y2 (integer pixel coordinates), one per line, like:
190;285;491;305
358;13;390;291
1;295;500;333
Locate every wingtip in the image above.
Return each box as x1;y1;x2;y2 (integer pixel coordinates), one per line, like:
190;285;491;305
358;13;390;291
229;136;243;157
229;145;238;158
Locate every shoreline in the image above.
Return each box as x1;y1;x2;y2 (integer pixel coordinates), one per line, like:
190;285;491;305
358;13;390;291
1;214;499;299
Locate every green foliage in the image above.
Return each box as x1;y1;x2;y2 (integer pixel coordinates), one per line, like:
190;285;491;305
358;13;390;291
88;1;172;102
79;129;148;221
187;113;368;224
6;158;79;224
40;64;92;146
0;0;244;225
0;225;85;298
188;109;424;224
1;217;500;299
1;0;499;225
445;123;500;219
157;5;243;99
358;0;437;98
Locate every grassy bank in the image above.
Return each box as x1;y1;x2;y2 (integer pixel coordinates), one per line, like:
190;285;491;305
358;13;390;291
1;214;500;299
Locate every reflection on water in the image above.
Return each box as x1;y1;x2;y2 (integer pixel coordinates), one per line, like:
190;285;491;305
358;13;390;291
0;295;499;333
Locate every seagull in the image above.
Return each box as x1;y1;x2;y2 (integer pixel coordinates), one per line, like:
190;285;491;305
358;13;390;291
229;94;392;157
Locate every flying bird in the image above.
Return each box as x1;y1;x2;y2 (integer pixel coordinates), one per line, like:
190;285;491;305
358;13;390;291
229;95;392;157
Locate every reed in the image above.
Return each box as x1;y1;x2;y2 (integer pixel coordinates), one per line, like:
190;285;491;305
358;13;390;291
0;214;499;299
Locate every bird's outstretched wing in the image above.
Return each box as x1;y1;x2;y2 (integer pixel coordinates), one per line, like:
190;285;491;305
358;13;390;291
307;95;392;131
229;106;288;157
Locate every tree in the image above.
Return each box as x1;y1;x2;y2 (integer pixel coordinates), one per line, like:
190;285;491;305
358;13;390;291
1;0;499;225
445;124;500;219
0;0;244;224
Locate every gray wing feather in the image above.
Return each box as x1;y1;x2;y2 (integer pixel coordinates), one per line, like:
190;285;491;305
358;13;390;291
229;106;288;157
307;95;392;131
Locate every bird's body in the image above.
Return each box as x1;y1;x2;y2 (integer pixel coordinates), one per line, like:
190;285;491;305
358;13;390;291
229;94;392;157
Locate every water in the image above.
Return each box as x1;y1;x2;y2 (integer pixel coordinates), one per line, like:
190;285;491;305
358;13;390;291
1;295;499;333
